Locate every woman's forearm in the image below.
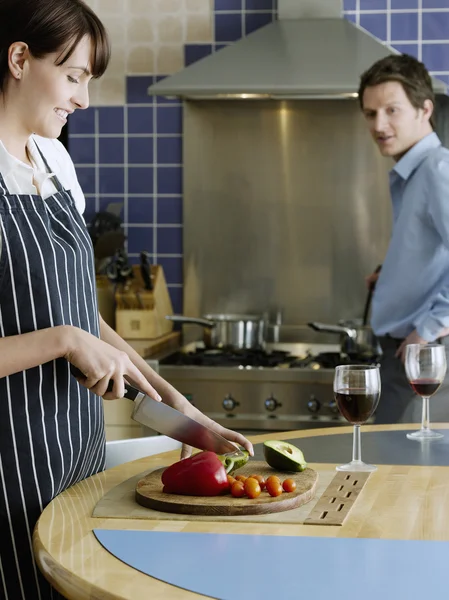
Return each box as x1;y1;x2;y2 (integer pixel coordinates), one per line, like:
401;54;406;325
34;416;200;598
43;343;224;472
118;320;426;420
98;316;179;399
0;326;70;378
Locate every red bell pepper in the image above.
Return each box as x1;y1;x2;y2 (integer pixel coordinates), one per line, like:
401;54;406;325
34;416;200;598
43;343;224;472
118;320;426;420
161;451;230;496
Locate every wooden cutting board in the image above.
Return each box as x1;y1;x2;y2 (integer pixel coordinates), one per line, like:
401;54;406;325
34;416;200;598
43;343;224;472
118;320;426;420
135;461;318;516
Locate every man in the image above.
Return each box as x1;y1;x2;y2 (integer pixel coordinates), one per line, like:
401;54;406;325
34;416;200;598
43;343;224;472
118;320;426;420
359;54;449;424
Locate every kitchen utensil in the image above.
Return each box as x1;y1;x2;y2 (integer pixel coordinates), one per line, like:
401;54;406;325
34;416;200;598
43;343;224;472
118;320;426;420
140;251;153;291
362;264;382;326
308;322;382;360
165;313;265;350
135;462;318;516
70;366;239;455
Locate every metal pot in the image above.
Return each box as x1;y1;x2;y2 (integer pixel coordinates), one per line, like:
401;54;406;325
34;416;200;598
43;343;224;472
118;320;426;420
166;313;265;350
308;322;382;360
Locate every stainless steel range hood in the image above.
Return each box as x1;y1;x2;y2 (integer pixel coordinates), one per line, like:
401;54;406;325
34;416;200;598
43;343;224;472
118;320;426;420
148;0;446;99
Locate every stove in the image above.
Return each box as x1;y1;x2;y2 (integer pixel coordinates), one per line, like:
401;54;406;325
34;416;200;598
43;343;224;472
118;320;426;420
149;341;378;433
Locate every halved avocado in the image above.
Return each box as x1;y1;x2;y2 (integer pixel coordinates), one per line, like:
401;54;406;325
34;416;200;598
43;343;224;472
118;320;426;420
218;449;249;474
263;440;307;472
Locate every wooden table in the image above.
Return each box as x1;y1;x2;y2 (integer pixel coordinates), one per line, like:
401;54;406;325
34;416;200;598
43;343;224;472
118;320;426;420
34;424;449;599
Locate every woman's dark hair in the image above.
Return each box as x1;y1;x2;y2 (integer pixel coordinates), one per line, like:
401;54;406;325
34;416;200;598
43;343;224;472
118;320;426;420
358;54;436;129
0;0;110;90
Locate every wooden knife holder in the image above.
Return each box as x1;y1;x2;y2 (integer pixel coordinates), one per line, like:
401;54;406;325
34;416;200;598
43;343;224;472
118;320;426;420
115;264;174;340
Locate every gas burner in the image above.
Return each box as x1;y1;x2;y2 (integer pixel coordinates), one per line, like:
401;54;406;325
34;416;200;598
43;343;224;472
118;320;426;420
160;348;294;368
289;352;377;369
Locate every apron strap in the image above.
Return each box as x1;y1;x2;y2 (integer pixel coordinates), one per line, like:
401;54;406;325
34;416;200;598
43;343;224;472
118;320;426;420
34;143;65;192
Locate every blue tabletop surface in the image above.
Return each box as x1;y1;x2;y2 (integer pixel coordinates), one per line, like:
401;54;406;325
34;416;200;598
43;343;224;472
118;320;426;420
94;529;449;600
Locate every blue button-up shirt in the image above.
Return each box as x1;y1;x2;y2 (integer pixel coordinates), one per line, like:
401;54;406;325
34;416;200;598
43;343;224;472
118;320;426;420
371;132;449;341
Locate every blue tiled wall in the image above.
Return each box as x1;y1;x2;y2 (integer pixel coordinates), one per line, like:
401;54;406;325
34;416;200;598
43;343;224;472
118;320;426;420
69;0;449;314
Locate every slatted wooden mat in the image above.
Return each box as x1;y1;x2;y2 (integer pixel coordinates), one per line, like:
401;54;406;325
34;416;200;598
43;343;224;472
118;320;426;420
304;471;371;525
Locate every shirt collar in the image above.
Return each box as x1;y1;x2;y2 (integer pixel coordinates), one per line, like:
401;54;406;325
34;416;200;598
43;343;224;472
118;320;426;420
392;132;441;181
0;135;58;179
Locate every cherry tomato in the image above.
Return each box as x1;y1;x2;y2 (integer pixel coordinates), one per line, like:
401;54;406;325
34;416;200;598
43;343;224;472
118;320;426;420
282;478;297;493
266;475;281;488
235;475;247;483
248;474;266;490
244;477;261;499
266;478;283;497
231;481;245;498
227;475;236;488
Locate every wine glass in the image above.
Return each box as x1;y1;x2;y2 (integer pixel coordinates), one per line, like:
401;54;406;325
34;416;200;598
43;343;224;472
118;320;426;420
333;364;381;472
404;343;447;441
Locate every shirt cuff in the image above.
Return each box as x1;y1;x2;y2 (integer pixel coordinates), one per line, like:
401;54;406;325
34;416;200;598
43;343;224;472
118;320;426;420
415;316;444;342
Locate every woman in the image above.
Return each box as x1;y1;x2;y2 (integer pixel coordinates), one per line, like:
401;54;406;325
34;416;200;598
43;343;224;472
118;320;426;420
0;1;253;598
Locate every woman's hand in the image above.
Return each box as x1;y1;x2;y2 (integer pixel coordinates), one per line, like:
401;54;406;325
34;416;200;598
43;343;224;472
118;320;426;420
63;326;162;402
161;387;254;460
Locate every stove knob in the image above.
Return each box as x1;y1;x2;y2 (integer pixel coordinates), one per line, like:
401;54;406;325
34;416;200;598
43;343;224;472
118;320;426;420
222;395;239;412
307;395;321;413
265;395;282;412
328;400;340;414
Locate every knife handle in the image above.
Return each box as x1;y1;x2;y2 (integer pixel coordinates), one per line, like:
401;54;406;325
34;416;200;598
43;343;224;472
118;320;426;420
70;365;141;401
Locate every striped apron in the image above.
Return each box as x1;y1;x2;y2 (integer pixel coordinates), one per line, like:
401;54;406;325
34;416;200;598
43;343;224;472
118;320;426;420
0;148;105;599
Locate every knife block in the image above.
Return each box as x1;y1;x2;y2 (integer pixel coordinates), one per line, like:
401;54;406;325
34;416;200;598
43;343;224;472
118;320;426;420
115;264;174;340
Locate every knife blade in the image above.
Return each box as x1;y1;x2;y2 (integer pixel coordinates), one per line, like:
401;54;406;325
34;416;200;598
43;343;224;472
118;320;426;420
70;366;239;455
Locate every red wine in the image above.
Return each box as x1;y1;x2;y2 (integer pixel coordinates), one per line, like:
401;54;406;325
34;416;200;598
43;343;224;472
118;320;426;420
334;388;380;424
409;379;442;397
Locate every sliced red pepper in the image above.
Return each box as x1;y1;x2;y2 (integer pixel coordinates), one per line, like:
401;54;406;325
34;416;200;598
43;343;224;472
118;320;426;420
161;451;229;496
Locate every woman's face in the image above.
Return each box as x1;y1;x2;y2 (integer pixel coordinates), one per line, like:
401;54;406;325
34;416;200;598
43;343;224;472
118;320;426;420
18;35;93;139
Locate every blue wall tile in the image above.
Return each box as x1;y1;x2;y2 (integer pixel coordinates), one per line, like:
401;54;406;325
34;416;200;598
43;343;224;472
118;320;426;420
422;43;449;71
422;0;449;8
391;0;418;7
70;137;95;164
215;13;243;42
126;226;154;254
168;285;183;314
69;108;95;134
127;76;154;104
158;257;183;285
98;107;124;134
128;138;154;165
157;137;182;164
75;167;95;194
392;43;419;58
128;167;154;194
422;12;449;40
344;0;357;9
157;227;183;254
128;107;153;134
157;107;183;134
360;0;387;8
246;0;274;9
99;138;124;164
359;13;387;41
215;0;241;10
391;13;418;41
157;197;183;224
99;167;124;194
345;13;356;23
245;12;273;35
184;44;213;67
128;197;154;223
157;167;182;195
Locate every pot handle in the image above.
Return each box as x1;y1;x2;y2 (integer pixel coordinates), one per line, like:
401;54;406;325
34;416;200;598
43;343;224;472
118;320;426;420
165;315;216;328
307;322;356;338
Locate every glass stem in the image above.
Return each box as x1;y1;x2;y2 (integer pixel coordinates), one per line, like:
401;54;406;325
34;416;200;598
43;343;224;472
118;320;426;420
421;396;430;431
352;424;362;463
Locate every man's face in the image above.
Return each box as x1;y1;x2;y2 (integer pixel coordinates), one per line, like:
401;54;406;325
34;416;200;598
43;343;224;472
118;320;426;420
362;81;433;161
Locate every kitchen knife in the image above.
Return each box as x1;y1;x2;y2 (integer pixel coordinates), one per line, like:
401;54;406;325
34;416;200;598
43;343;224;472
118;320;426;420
140;251;153;291
70;366;239;455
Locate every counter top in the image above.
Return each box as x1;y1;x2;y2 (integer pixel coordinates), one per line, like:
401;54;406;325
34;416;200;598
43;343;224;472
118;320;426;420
34;424;449;599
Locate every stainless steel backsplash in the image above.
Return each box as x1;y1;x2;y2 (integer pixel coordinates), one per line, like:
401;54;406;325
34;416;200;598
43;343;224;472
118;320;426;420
183;99;392;325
